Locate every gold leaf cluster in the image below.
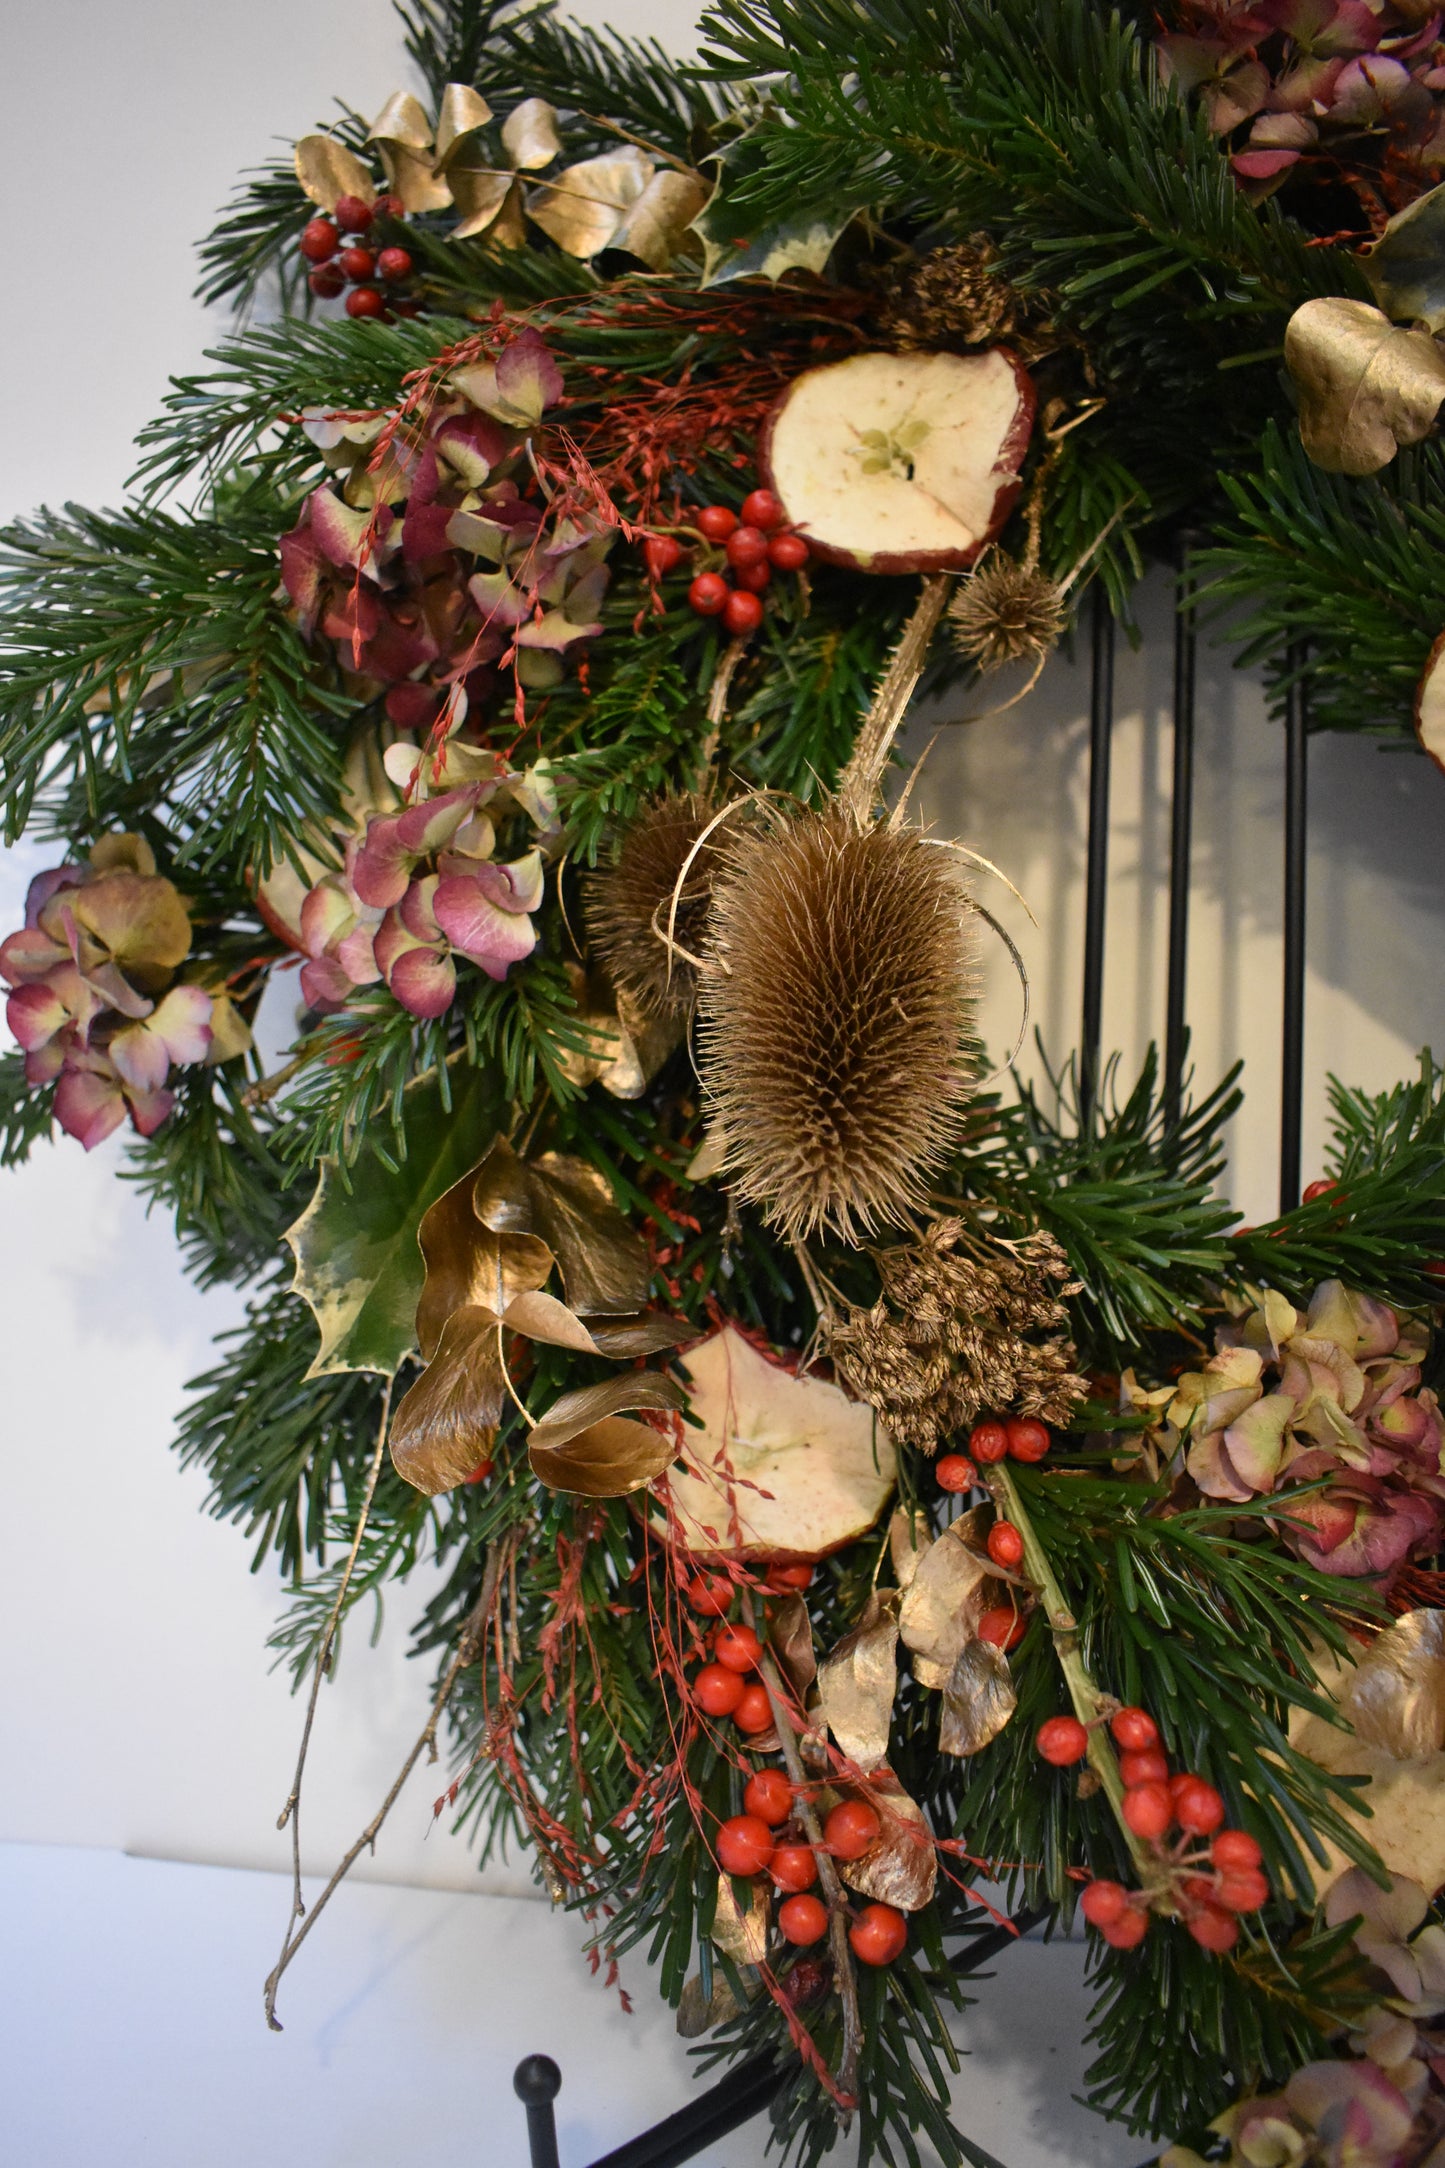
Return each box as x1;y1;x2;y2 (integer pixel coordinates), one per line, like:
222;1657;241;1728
829;1220;1086;1453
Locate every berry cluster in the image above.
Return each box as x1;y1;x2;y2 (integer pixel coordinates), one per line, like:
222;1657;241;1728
1035;1703;1268;1953
640;488;811;642
935;1413;1052;1495
299;194;416;319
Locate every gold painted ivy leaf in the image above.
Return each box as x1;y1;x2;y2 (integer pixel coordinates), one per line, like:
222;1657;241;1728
390;1306;508;1494
1285;296;1445;475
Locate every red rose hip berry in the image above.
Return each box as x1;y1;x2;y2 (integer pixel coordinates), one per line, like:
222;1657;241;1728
733;1683;773;1734
743;1768;793;1825
735;560;772;593
693;1663;745;1718
1119;1749;1170;1787
1110;1707;1160;1752
1173;1779;1225;1836
308;263;346;299
768;1563;813;1590
823;1800;880;1862
685;1572;733;1615
1122;1782;1173;1841
986;1521;1024;1569
300;216;340;262
713;1624;763;1674
1006;1417;1051;1463
1079;1880;1128;1928
716;1813;775;1877
1187;1906;1239;1953
345;286;386;319
849;1902;907;1966
722;589;764;637
377;245;413;282
1036;1715;1089;1766
696;505;737;540
935;1453;977;1493
1101;1907;1149;1949
688;572;729;618
725;525;770;569
767;531;810;571
769;1844;819;1893
338;245;376;282
741;488;785;531
643;534;683;579
1211;1830;1263;1873
1302;1178;1337;1203
778;1894;830;1946
969;1420;1009;1465
334;193;374;233
1216;1868;1269;1913
978;1605;1026;1650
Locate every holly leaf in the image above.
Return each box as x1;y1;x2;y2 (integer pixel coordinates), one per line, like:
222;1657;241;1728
692;130;854;290
1365;181;1445;332
285;1065;503;1378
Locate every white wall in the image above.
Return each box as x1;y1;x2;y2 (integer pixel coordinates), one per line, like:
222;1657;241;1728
3;4;1442;2164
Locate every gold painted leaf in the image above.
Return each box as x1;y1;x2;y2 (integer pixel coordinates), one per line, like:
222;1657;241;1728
1285;297;1445;475
368;92;450;214
416;1164;554;1360
1345;1610;1445;1761
584;1311;698;1357
897;1513;997;1689
1363;180;1445;332
390;1305;505;1495
839;1774;937;1912
449;169;522;243
527;146;653;259
816;1591;899;1773
370;90;434;151
938;1639;1017;1757
528;1371;686;1496
294;135;377;212
434;82;494;168
472;1137;651;1317
1290;1636;1445;1897
677;1973;743;2037
770;1593;818;1706
556;964;681;1099
609;169;710;271
888;1506;932;1593
711;1874;769;1966
501;97;563;172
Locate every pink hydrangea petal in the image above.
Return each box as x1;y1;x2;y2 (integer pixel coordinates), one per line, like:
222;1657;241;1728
473;850;544;914
125;1086;176;1139
386;945;457;1019
468;570;531;629
82;960;153;1020
299;956;355;1011
0;924;69;984
6;980;67;1052
307;488;376;571
333;926;380;984
1221;1391;1295;1492
1186;1430;1257;1503
394;786;482;858
24;1039;66;1085
493;334;564;424
350;815;414;910
279;524;327;635
431;874;539;974
54;1066;127;1151
399;875;443;944
110;1020;171;1094
23;865;85;926
148;985;214;1066
1232;147;1303;178
300;879;357;959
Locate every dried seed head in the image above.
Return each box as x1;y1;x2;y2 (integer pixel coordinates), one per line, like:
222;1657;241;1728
585;792;718;1022
874;238;1022;351
698;811;979;1244
949;555;1069;672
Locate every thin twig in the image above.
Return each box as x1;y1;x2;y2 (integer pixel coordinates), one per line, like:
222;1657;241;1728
241;1048;314;1109
835;574;953;828
263;1537;510;2030
697;634;747;776
573;108;699;177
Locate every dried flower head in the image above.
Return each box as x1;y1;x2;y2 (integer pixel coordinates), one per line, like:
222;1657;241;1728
950;554;1069;672
584;791;719;1021
875;238;1024;352
829;1221;1086;1451
698;811;979;1243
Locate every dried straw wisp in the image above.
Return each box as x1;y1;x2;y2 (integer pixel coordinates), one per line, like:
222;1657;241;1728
585;791;717;1022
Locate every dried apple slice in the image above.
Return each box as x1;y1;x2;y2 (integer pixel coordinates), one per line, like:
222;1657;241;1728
664;1324;896;1560
1416;629;1445;775
759;348;1035;573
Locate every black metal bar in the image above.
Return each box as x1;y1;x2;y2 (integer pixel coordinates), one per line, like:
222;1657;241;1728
516;2054;563;2168
1280;652;1309;1214
585;2054;781;2168
1164;535;1198;1130
1079;584;1116;1130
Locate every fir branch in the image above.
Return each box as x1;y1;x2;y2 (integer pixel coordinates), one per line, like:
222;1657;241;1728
0;1048;54;1168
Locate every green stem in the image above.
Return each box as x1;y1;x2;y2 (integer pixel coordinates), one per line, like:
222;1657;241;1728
988;1464;1156;1885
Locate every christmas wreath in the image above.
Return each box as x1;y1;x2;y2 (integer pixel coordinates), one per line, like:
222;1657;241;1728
5;1;1445;2162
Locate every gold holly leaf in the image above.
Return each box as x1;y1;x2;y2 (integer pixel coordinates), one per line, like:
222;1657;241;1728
1285;297;1445;475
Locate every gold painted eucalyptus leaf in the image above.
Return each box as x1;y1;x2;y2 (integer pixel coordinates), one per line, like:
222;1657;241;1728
1364;181;1445;332
527;144;654;260
285;1065;503;1379
677;1973;743;2038
527;1371;686;1496
1285;296;1445;474
434;82;494;169
609;170;710;271
368;89;452;214
897;1511;998;1689
938;1639;1017;1757
294;134;377;212
1289;1630;1445;1897
711;1873;769;1966
1345;1609;1445;1760
816;1591;899;1773
838;1774;937;1912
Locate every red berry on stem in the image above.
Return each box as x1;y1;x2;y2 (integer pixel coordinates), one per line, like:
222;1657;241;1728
339;245;377;282
377;245;413;282
464;1457;495;1485
300;217;340;262
1119;1749;1170;1788
1036;1716;1089;1767
1187;1906;1239;1954
743;1768;793;1825
688;572;729;618
1079;1880;1128;1928
723;589;764;637
741;488;785;531
1101;1908;1149;1950
714;1624;763;1674
693;1663;745;1718
849;1902;907;1966
1216;1868;1269;1913
1168;1772;1196;1803
770;1844;819;1893
779;1894;830;1947
768;531;810;571
373;192;406;220
345;286;386;319
1110;1707;1160;1752
735;560;772;593
716;1814;775;1877
696;505;738;540
986;1521;1024;1570
308;263;346;299
978;1605;1026;1650
768;1563;813;1591
733;1683;773;1734
1174;1779;1225;1836
970;1420;1009;1465
1006;1417;1051;1463
1180;1874;1217;1908
824;1800;881;1862
686;1572;733;1615
335;193;374;233
726;525;770;569
935;1453;977;1493
1122;1782;1173;1841
1211;1830;1263;1873
1302;1178;1337;1204
643;534;683;579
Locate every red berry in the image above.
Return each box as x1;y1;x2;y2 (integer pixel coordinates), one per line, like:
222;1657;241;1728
935;1453;977;1493
1110;1707;1160;1752
391;297;423;319
464;1457;495;1485
373;192;406;220
685;1573;733;1616
334;193;375;233
767;531;810;571
1216;1869;1269;1914
733;1683;773;1734
1168;1772;1196;1803
726;525;770;569
986;1521;1024;1570
779;1894;830;1947
782;1955;829;2000
1301;1178;1337;1204
1006;1417;1051;1463
743;1768;793;1826
643;534;683;579
1122;1782;1173;1841
1101;1907;1149;1950
696;505;738;540
970;1420;1009;1465
693;1663;745;1718
824;1800;880;1862
1173;1779;1225;1837
849;1902;907;1967
345;286;386;319
714;1624;763;1674
688;572;729;618
978;1605;1026;1650
377;245;413;282
1211;1830;1263;1873
1180;1874;1217;1907
300;217;340;262
741;488;785;531
1079;1880;1128;1928
1036;1716;1089;1767
716;1813;775;1877
1119;1749;1170;1787
735;560;772;593
1424;1260;1445;1285
339;245;376;282
768;1563;813;1591
769;1844;819;1893
723;589;764;637
308;263;346;299
1187;1906;1239;1953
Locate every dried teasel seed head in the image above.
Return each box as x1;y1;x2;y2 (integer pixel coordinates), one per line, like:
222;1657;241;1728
698;811;979;1245
949;555;1068;673
584;792;718;1022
